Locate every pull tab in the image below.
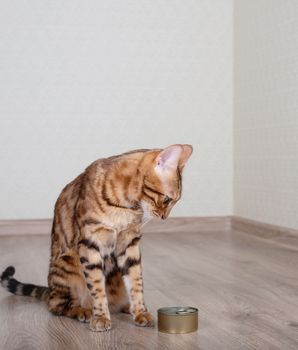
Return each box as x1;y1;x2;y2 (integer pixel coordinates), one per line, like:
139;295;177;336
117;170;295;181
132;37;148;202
176;308;197;314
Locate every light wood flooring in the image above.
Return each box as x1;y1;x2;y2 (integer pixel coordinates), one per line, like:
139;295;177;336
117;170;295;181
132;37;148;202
0;228;298;350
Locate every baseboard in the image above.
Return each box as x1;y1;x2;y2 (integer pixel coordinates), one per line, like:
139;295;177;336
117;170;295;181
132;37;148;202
0;219;53;235
0;216;231;236
144;216;231;233
2;216;296;243
231;216;298;244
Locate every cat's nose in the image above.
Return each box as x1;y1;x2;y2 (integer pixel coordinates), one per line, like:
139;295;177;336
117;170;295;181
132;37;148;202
161;215;166;220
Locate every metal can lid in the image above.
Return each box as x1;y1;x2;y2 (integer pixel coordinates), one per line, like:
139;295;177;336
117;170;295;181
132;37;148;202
157;306;198;316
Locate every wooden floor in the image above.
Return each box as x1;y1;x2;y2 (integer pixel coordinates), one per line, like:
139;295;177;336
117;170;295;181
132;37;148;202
1;229;298;350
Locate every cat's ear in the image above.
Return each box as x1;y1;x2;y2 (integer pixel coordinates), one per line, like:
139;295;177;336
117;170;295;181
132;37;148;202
179;144;193;170
154;144;192;173
154;145;184;172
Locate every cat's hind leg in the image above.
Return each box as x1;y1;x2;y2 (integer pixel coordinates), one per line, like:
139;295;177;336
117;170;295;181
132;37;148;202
50;299;92;322
48;287;92;322
47;252;92;323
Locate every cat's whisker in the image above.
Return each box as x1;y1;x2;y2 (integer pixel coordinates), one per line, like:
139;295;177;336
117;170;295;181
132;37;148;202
140;217;152;229
133;216;151;232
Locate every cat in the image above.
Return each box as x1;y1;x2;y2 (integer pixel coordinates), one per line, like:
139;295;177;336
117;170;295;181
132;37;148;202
1;144;193;332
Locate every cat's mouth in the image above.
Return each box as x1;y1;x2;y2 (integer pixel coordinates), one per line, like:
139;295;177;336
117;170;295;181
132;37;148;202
151;210;162;219
140;200;166;220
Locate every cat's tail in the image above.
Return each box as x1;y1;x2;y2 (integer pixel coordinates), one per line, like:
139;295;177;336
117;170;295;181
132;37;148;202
0;266;50;302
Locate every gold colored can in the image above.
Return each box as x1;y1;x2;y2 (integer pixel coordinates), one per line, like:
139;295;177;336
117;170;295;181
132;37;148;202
157;307;198;334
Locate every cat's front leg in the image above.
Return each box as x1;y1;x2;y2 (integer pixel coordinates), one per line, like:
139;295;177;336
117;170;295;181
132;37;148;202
78;237;111;332
117;242;155;327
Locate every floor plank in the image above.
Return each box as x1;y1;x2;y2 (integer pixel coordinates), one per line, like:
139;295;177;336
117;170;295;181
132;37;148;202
0;229;298;350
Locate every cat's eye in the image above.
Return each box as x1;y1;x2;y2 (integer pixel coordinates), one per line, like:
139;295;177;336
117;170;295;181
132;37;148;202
163;196;171;205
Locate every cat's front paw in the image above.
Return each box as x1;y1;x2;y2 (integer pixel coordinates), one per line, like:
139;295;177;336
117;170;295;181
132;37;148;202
90;317;112;332
134;312;155;327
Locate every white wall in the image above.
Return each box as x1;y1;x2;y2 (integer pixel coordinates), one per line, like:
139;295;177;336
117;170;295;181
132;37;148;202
234;0;298;230
0;1;233;219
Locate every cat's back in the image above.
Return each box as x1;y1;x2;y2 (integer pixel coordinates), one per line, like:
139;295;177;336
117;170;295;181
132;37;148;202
53;148;158;234
54;172;84;213
54;149;154;217
82;148;158;187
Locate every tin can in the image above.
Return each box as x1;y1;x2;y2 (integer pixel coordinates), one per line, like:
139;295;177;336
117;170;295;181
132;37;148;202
157;307;198;334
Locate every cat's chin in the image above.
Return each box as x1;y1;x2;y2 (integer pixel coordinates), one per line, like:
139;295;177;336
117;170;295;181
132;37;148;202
140;200;151;217
145;212;155;220
150;211;161;219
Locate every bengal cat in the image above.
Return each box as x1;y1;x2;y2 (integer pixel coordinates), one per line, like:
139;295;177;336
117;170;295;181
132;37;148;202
1;144;193;331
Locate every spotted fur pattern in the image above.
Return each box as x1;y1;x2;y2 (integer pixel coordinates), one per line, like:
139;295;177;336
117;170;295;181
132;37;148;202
1;144;192;332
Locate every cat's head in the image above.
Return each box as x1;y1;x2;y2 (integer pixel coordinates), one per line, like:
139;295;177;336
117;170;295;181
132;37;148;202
141;144;193;219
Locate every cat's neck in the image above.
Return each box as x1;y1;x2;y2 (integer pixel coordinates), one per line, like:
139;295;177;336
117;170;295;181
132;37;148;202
97;153;154;231
103;152;154;210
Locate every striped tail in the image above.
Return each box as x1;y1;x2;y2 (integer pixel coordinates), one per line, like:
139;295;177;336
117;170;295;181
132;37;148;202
0;266;50;302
